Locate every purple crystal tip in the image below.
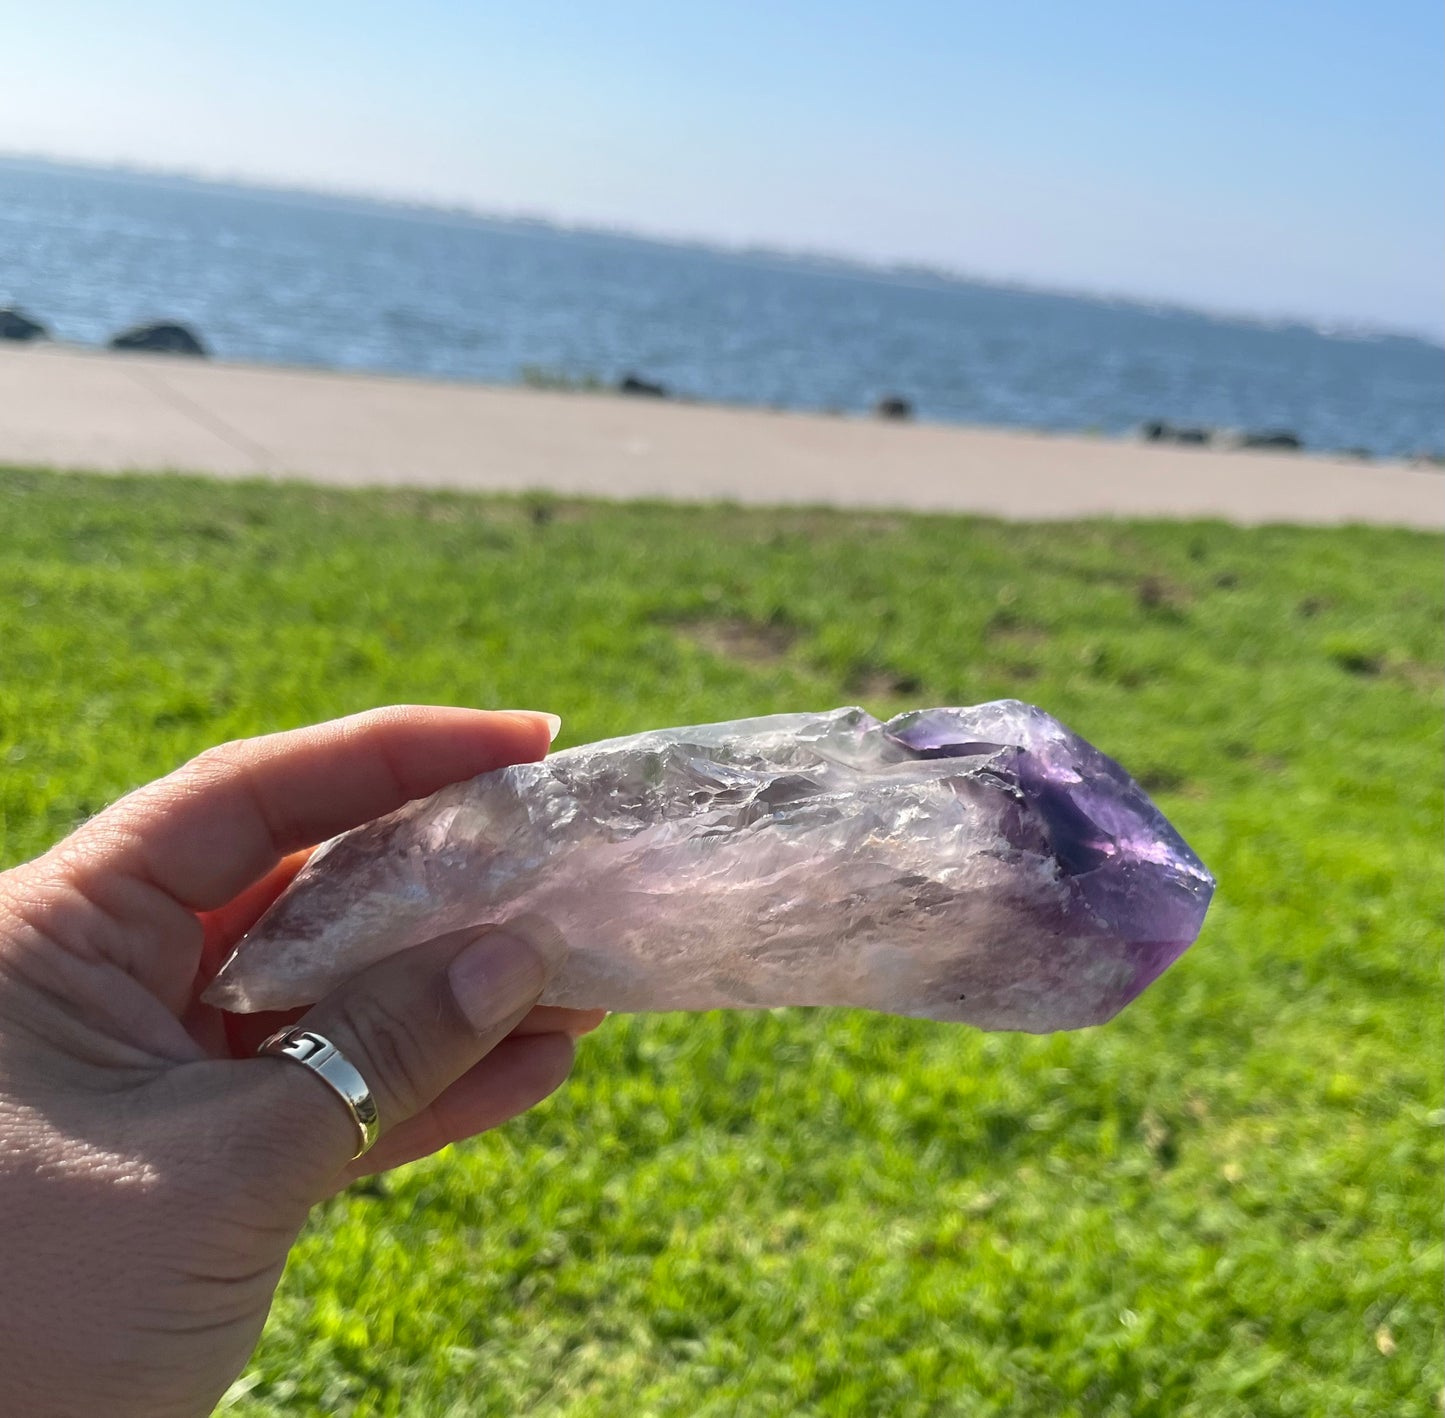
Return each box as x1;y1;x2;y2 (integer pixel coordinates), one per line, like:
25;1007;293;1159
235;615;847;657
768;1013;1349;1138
884;701;1214;1022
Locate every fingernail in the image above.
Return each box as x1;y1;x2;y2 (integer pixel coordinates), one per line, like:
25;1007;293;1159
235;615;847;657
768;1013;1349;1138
510;711;562;742
502;913;569;973
448;928;549;1033
501;710;562;743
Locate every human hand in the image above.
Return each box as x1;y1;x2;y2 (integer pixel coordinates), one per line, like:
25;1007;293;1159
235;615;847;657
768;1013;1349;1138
0;708;601;1418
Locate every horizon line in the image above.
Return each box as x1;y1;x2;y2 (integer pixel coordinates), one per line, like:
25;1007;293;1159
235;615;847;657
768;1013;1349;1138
4;148;1441;349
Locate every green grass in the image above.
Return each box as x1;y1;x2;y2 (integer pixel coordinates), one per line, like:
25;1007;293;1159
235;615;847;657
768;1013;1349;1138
1;467;1440;1416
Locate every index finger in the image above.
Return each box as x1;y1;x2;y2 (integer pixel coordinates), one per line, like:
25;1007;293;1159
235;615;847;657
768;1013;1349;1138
68;706;559;911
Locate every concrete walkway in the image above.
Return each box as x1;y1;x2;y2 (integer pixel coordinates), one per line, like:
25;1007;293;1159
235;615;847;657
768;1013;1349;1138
1;344;1440;527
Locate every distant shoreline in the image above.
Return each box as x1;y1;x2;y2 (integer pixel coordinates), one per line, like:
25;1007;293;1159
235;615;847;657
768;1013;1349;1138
5;151;1440;351
4;334;1436;467
3;334;1441;469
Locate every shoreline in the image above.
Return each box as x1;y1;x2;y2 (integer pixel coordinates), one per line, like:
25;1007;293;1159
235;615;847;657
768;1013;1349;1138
0;343;1440;529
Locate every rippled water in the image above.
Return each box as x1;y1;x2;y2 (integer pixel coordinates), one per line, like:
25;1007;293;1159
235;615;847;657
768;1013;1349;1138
3;157;1441;458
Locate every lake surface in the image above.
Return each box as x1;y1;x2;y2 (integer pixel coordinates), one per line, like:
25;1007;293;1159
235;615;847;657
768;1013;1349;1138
3;157;1441;458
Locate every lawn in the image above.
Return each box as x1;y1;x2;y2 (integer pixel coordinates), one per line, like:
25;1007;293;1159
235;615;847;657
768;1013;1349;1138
1;467;1440;1417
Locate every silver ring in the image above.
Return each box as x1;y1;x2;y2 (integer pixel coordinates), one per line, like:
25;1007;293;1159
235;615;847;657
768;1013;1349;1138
258;1026;380;1160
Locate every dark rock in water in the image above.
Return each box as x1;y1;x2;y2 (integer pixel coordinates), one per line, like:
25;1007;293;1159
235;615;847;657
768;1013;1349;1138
875;396;913;420
618;373;668;397
1238;429;1302;452
0;307;48;342
108;322;208;356
1141;420;1212;445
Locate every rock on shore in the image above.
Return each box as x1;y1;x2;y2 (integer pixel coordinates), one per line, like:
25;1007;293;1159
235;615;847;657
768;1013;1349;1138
0;308;48;342
109;322;208;356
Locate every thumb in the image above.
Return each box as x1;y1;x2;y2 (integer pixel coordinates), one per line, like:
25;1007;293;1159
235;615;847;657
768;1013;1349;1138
251;919;561;1193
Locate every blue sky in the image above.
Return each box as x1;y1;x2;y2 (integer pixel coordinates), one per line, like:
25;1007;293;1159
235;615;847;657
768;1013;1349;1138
5;1;1441;336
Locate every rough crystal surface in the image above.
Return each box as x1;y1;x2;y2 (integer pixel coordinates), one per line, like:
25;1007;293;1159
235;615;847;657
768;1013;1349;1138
205;701;1215;1032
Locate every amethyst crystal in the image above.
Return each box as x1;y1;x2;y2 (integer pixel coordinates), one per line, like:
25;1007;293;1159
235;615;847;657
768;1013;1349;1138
205;701;1214;1032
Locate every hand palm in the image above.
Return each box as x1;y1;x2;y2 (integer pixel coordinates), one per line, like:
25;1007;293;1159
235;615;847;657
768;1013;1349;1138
0;709;596;1418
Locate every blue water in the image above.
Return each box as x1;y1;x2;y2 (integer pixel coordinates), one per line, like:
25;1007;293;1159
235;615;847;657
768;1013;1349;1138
3;157;1442;458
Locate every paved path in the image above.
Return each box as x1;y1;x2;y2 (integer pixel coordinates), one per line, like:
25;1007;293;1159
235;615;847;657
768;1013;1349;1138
1;344;1439;527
